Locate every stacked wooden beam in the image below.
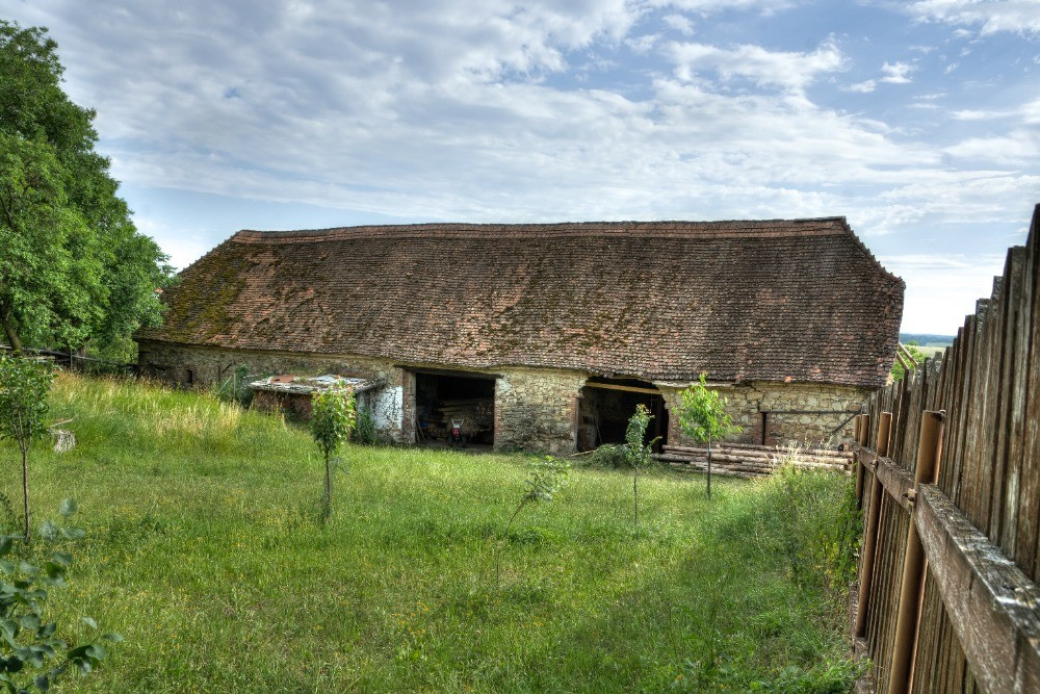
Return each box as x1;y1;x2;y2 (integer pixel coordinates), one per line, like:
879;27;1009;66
436;399;493;437
655;442;853;479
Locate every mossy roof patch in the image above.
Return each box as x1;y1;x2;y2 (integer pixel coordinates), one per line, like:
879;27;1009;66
136;218;904;387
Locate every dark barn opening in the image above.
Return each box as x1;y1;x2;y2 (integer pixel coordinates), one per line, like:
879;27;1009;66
414;371;496;445
577;377;668;452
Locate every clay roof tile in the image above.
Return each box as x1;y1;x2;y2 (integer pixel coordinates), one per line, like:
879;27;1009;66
138;218;903;386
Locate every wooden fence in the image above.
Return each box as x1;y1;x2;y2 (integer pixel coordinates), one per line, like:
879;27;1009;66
852;203;1040;693
0;344;134;373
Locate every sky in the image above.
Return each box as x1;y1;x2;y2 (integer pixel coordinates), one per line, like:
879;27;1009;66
7;0;1040;335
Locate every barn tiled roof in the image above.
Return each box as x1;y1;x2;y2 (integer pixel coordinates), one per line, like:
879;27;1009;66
137;218;904;387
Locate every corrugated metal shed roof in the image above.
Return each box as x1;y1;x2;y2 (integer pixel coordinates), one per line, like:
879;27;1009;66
249;375;382;395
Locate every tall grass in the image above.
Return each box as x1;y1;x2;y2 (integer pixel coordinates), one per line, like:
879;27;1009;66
1;374;861;693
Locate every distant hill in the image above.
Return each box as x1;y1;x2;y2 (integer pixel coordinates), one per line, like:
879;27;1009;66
900;333;955;347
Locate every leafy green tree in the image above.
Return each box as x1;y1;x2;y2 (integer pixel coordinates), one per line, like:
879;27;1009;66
0;355;53;542
676;373;740;499
0;21;170;357
890;340;926;382
310;387;356;523
625;404;659;527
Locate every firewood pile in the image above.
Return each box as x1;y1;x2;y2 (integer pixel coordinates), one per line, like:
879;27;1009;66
435;399;493;437
654;441;853;479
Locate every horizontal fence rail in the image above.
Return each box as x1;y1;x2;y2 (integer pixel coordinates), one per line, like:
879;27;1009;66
854;204;1040;694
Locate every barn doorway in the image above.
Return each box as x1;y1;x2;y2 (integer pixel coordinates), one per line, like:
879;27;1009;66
414;370;496;446
577;377;668;452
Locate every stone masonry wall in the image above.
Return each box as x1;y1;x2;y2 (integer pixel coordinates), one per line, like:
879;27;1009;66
140;341;869;453
139;341;588;452
661;381;869;449
138;341;406;440
493;367;586;454
138;341;398;387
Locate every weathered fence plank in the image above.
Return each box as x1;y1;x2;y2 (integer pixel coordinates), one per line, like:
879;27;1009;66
855;204;1040;691
876;457;914;514
916;486;1040;693
990;248;1027;553
1025;209;1040;582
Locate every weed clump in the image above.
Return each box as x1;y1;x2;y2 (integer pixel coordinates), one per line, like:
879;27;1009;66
351;406;380;445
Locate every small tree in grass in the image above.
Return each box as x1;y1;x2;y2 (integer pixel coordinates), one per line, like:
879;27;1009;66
310;386;356;523
495;456;569;587
626;404;659;527
676;373;740;499
0;354;54;542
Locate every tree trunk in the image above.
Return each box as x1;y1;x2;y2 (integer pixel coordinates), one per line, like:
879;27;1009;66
707;435;712;500
322;453;333;522
21;443;30;543
0;299;22;353
633;464;639;527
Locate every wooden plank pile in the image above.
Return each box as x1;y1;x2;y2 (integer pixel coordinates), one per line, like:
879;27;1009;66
436;398;493;437
655;441;853;479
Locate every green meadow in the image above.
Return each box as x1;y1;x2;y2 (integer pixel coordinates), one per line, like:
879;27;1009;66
2;374;861;693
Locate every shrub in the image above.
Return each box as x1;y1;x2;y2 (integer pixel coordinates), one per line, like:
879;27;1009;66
585;444;631;469
675;373;740;499
351;406;379;445
626;404;658;527
494;456;570;587
310;387;356;523
766;464;861;592
0;501;121;692
0;354;54;542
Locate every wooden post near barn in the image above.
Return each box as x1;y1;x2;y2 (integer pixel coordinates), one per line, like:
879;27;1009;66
855;411;892;638
887;410;945;694
855;414;869;503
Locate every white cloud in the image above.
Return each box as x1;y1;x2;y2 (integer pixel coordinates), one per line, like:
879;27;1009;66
135;218;214;269
949;108;1014;119
881;252;1011;333
666;38;846;94
663;14;695;34
6;0;1038;337
908;0;1040;37
944;131;1038;163
881;61;915;84
649;0;795;14
1021;96;1040;122
626;33;661;52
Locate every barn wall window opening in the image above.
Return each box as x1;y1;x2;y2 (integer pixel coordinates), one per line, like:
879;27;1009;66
578;377;668;452
412;370;496;446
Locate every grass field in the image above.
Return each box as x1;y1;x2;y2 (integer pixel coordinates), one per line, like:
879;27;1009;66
1;374;861;693
914;345;947;359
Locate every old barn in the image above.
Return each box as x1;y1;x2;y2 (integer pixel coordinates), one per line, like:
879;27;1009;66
136;218;904;453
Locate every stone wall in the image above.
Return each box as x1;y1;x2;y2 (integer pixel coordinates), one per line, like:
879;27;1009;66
139;340;397;387
493;367;586;454
139;341;588;452
661;381;868;448
139;340;868;453
138;340;406;440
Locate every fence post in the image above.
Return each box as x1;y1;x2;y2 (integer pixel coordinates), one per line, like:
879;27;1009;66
887;410;945;694
855;414;869;501
855;411;892;638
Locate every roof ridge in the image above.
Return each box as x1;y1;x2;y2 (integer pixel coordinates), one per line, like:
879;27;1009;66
836;218;905;288
231;217;851;243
